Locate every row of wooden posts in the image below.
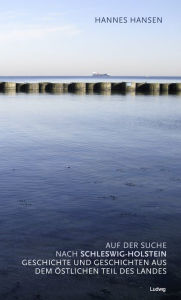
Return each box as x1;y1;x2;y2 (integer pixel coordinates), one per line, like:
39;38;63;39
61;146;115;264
0;82;181;94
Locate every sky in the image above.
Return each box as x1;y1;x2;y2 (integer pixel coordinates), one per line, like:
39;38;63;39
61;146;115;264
0;0;181;76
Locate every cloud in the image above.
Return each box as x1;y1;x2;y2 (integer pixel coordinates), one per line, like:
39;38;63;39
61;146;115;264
0;25;82;41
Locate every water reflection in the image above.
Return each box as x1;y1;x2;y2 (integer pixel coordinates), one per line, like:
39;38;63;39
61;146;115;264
0;93;181;300
1;89;181;96
1;90;17;95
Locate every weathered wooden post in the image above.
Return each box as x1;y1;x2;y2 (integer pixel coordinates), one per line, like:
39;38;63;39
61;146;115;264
0;82;16;92
68;82;86;92
160;83;169;94
112;82;126;93
39;82;49;92
94;82;112;92
86;83;95;92
22;83;39;93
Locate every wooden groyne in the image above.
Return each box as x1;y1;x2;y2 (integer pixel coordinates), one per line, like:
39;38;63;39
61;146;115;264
0;82;181;95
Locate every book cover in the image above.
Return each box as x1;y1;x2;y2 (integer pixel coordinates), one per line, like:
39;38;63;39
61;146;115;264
0;1;180;299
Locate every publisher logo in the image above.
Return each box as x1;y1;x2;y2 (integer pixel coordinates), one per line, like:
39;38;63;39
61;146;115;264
150;287;166;293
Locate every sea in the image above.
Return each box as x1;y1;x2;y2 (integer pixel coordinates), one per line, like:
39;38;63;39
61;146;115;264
0;76;181;300
0;75;181;83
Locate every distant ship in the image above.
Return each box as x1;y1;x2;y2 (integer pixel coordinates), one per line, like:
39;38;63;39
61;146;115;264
92;72;110;77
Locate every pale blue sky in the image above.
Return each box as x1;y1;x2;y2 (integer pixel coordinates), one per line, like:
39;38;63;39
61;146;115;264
0;0;180;75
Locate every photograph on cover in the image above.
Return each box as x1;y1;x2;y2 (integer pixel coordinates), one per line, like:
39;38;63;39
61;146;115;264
0;0;181;299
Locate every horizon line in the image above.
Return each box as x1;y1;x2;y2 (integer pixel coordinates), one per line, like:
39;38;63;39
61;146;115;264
0;75;181;78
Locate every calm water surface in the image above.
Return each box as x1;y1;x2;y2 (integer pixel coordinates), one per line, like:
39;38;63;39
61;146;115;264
0;93;181;300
